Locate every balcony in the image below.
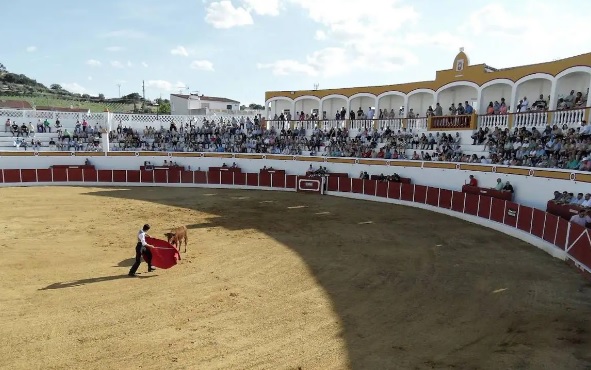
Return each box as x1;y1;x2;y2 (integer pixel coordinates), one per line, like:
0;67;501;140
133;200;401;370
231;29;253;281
478;107;589;130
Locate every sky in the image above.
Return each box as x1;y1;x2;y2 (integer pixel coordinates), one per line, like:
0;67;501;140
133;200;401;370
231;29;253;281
3;0;591;105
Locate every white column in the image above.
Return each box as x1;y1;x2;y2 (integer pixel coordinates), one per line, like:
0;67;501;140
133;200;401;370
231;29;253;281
509;85;518;113
586;78;591;108
102;132;110;153
402;95;409;117
476;88;484;114
549;78;558;111
291;101;296;116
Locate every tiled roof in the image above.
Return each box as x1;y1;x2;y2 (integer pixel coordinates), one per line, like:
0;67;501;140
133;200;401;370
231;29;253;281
171;94;239;104
36;106;90;112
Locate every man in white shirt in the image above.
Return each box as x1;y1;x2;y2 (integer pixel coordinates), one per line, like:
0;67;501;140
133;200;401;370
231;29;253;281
570;210;591;228
129;224;156;276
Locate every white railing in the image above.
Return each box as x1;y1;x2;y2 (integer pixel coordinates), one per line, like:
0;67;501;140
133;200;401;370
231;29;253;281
478;114;509;129
512;111;549;128
552;109;586;127
407;117;427;131
378;118;404;131
349;119;374;130
321;120;345;130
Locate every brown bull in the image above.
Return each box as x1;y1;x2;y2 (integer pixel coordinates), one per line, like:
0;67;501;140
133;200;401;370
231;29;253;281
164;226;188;253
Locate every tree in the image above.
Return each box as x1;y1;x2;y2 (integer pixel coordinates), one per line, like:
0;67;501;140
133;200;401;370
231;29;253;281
0;63;6;73
98;93;105;101
50;84;62;91
157;100;171;114
248;103;264;110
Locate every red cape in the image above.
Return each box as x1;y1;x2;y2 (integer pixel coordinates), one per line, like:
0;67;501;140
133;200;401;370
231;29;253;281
143;237;181;269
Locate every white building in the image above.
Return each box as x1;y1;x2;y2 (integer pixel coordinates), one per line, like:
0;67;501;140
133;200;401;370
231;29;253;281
170;94;240;115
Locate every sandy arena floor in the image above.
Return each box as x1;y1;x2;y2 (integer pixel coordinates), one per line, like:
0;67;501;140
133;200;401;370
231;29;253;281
1;186;590;370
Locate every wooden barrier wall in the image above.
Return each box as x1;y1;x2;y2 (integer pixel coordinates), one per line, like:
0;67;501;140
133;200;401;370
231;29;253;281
0;167;589;277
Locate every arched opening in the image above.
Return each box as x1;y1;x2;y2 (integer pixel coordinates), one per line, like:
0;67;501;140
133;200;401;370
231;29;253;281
514;75;552;112
555;68;591;110
436;83;479;115
267;98;293;119
349;93;377;119
377;92;405;119
294;96;321;120
407;90;434;118
481;80;513;114
321;95;348;120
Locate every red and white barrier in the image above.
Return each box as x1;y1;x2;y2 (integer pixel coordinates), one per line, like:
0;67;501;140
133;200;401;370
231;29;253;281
0;168;589;277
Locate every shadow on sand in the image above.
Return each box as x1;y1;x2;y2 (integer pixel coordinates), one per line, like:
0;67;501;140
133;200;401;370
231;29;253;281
80;187;591;369
39;274;155;290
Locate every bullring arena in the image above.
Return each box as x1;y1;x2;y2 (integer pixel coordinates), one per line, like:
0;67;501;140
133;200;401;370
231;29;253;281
2;50;591;370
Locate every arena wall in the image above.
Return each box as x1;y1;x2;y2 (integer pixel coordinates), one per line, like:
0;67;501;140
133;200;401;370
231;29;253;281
0;152;588;210
0;153;590;279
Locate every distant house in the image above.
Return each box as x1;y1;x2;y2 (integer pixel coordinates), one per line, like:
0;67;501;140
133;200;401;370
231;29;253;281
170;94;240;115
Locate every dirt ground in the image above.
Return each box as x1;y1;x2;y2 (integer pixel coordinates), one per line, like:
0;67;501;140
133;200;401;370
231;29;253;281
1;186;590;370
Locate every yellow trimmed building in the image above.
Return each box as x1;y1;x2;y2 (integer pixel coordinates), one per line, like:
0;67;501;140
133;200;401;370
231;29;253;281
264;49;591;131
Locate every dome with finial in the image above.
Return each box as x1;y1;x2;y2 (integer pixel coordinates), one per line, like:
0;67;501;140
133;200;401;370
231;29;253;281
453;47;469;72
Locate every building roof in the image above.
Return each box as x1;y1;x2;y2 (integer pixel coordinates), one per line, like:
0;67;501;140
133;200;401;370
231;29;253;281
171;94;239;104
0;100;33;109
35;106;90;113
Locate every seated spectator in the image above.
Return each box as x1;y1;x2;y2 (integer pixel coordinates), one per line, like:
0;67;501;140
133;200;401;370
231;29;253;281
570;209;591;227
570;193;585;206
468;175;478;187
502;181;514;193
493;178;504;190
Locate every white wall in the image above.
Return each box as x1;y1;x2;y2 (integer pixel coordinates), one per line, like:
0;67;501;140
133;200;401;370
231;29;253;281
377;95;404;113
349;97;375;112
0;154;585;210
437;87;478;114
515;79;552;105
322;99;347;119
294;99;320;115
205;100;240;111
170;95;189;116
408;93;434;116
481;84;513;113
556;73;591;99
269;100;292;117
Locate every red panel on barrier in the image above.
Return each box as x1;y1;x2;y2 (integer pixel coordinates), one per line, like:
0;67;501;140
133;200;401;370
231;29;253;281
68;168;83;182
168;170;181;184
21;169;36;182
285;175;297;189
97;170;112;182
363;179;377;196
220;171;233;185
234;172;246;186
259;172;271;187
207;171;221;185
376;182;388;197
400;183;414;201
542;213;559;244
0;169;3;183
327;177;339;192
555;218;568;250
37;169;52;182
4;169;20;182
490;198;505;223
141;170;154;183
516;206;533;233
568;228;591;269
351;178;363;193
246;173;258;187
451;191;465;213
388;182;401;199
194;171;206;184
83;168;97;182
127;170;140;183
426;187;439;206
438;189;452;209
112;170;126;182
181;171;193;184
52;168;67;182
464;194;479;216
568;223;587;247
503;202;519;228
477;196;492;219
339;177;352;193
154;170;167;183
530;209;546;238
413;185;427;204
272;173;285;188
